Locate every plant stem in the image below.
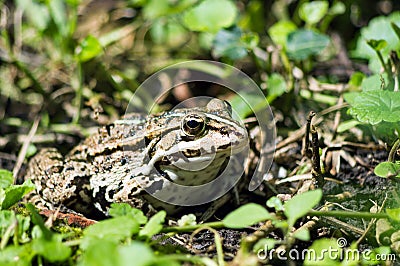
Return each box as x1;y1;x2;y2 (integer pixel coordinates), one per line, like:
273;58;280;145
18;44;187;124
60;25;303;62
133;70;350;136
376;50;391;78
161;221;224;233
308;210;388;219
388;138;400;163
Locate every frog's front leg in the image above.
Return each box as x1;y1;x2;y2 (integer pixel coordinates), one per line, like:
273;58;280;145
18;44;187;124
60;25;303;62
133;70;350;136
25;148;94;215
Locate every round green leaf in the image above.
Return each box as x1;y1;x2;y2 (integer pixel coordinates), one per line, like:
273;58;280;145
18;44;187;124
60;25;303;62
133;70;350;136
374;162;400;178
78;240;119;266
118;242;155;266
223;203;272;228
299;1;329;26
183;0;238;33
77;35;103;62
212;27;248;60
349;90;400;124
284;189;322;227
268;20;297;48
81;217;140;249
286;30;330;60
328;2;345;16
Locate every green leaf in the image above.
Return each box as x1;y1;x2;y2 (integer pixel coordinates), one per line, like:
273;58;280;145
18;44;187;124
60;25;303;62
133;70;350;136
223;203;272;229
32;235;71;262
143;0;197;19
348;71;365;89
374;122;400;143
0;244;34;265
299;1;329;26
337;119;361;133
367;39;388;51
361;73;389;91
391;22;400;41
48;0;68;37
108;203;148;224
374;162;400;178
0;210;31;243
362;246;392;265
286;30;330;60
268;20;297;48
352;12;400;73
26;144;38;159
212;27;248;60
253;238;276;254
149;20;188;48
266;73;287;102
183;0;238;33
0;169;13;189
284;189;322;227
76;35;103;62
292;227;310;241
303;238;341;265
266;196;284;212
26;203;53;240
386;208;400;222
78;240;119;266
2;180;35;210
139;211;166;238
328;2;345;16
118;242;155;266
241;32;260;49
15;0;50;31
348;90;400;124
229;92;268;119
81;217;140;249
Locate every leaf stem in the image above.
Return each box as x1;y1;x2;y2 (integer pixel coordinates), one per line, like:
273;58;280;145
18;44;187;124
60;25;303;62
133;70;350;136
388;138;400;163
308;210;388;219
376;50;391;78
161;221;224;233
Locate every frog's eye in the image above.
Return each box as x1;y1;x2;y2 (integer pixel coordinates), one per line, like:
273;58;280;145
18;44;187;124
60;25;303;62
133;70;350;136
224;100;232;116
181;114;206;136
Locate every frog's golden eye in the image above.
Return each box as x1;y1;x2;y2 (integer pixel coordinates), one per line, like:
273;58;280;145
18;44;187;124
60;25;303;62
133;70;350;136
181;114;206;136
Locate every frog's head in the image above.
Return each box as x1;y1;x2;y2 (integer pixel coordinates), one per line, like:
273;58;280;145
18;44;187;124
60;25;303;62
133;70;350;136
146;98;248;186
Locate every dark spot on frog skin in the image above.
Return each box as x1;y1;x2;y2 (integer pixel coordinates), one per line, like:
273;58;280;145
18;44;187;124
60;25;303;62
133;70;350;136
219;126;229;135
120;158;127;165
218;144;230;150
108;189;115;199
146;180;163;194
106;124;114;136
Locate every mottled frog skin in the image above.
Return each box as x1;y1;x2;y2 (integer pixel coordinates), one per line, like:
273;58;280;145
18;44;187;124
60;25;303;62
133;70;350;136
25;99;248;216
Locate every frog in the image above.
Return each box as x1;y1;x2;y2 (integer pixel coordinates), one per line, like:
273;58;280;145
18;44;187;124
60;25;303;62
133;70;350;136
25;98;248;217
